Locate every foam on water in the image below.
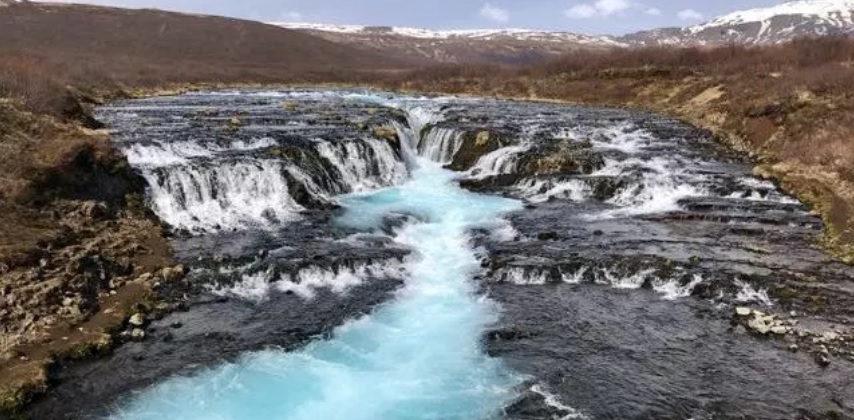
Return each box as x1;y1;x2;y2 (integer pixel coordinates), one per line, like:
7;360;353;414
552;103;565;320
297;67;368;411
208;260;407;302
592;156;707;217
110;158;524;419
734;279;774;306
515;177;591;203
124;138;279;168
653;274;705;301
554;123;651;154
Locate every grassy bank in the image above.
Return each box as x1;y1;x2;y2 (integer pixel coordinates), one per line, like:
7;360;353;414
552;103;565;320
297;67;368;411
375;37;854;262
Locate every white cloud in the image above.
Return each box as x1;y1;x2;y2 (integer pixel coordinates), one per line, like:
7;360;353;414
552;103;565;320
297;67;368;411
595;0;631;15
565;4;598;19
677;8;704;21
565;0;632;19
479;2;510;23
645;7;662;16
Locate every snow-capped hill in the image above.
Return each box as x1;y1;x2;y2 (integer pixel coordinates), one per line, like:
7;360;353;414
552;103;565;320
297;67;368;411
273;22;624;65
274;0;854;64
274;22;623;45
624;0;854;46
692;0;854;32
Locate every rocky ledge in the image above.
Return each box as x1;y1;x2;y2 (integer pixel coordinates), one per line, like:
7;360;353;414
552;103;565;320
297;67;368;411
0;101;176;415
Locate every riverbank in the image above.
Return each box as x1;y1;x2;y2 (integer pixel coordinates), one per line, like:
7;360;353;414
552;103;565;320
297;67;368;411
0;97;184;416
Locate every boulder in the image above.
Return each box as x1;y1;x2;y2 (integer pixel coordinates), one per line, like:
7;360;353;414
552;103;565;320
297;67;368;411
130;328;145;341
821;331;841;342
748;316;772;334
770;326;790;335
128;313;145;327
160;265;186;282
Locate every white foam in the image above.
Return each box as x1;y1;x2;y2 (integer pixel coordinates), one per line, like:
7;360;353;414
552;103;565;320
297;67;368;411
529;383;589;420
554;123;652;154
653;274;705;300
210;270;272;302
490;220;521;242
560;267;588;284
587;156;707;217
124;141;213;167
606;181;705;217
123;137;278;168
275;261;407;300
515;177;592;203
494;267;551;285
211;260;407;302
734;279;773;306
598;268;656;289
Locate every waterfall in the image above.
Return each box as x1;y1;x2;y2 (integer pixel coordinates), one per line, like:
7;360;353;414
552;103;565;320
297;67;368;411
124;132;411;233
470;144;530;178
141;160;305;232
314;138;407;193
417;127;465;164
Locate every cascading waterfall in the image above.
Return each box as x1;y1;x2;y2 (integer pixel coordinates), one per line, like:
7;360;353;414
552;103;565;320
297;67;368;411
470;144;530;178
314;137;408;192
110;104;526;420
130;135;408;233
142;160;305;232
417;127;465;164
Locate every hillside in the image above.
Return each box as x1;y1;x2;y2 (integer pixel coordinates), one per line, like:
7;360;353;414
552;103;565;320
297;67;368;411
277;0;854;65
273;23;625;65
0;2;398;88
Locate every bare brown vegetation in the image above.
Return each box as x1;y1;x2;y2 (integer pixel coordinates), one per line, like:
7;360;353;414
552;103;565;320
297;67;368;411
0;2;404;118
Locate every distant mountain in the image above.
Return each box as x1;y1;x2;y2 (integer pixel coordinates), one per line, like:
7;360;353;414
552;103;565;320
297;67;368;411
272;23;626;65
623;0;854;46
275;1;854;66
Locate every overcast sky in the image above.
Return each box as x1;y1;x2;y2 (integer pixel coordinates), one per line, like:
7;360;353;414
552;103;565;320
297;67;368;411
41;0;789;35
